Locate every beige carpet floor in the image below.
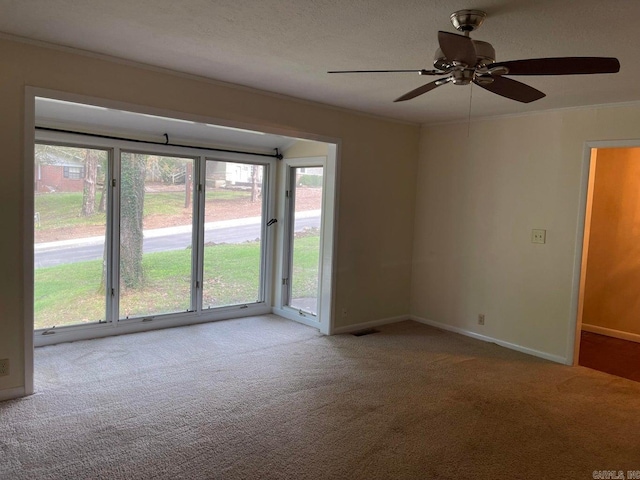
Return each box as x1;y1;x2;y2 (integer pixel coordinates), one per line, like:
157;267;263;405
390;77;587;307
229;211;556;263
2;316;640;479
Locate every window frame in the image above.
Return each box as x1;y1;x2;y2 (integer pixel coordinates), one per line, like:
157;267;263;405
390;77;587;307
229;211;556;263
199;156;272;312
32;129;276;346
273;155;336;334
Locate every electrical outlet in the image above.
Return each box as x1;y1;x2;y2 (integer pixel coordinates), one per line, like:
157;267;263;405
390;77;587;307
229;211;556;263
532;229;546;244
478;314;485;326
0;358;9;377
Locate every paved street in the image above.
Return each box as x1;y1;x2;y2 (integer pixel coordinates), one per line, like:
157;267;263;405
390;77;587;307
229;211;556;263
35;211;321;268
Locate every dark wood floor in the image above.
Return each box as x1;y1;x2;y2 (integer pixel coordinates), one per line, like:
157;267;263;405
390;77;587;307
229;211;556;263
579;330;640;382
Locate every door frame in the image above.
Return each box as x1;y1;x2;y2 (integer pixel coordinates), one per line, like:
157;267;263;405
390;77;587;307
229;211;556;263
273;154;337;335
570;139;640;365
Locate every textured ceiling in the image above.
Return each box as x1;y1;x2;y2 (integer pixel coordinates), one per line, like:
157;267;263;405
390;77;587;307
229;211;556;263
1;0;639;124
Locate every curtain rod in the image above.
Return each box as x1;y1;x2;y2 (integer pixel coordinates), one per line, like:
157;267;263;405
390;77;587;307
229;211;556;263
35;126;283;160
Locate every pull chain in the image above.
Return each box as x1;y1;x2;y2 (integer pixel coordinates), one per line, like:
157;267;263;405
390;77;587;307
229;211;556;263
467;82;474;138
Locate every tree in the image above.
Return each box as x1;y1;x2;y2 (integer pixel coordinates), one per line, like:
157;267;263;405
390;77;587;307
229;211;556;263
251;165;259;203
81;149;98;216
34;144;105;216
120;153;147;288
98;182;107;213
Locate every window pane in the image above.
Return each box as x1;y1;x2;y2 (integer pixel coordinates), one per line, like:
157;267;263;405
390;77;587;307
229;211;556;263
34;144;108;329
289;167;323;315
119;153;194;318
202;160;264;308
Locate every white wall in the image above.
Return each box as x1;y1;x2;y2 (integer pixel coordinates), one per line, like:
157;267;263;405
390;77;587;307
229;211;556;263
411;104;640;363
283;139;328;159
0;37;419;399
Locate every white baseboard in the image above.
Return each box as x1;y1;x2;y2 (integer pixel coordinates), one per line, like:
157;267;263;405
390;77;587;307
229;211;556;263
410;315;568;365
0;386;26;403
331;315;409;335
582;323;640;344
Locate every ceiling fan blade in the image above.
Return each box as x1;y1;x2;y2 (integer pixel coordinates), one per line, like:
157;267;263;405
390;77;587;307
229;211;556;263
438;31;477;66
394;79;449;102
491;57;620;76
474;76;545;103
328;69;442;75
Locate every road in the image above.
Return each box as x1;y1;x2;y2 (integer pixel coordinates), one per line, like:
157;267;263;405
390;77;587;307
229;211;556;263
35;211;321;268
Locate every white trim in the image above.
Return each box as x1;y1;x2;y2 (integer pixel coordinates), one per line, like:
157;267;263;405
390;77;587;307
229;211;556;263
23;88;36;395
195;156;206;314
331;315;408;335
284;156;326;168
410;316;568;365
326;143;340;336
263;161;277;307
0;387;26;403
568;143;594;365
272;307;321;330
35;304;273;347
274;154;337;335
582;324;640;344
584;139;640;149
569;138;640;365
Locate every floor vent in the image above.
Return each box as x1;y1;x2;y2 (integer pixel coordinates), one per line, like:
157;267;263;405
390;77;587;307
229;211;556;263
352;328;380;337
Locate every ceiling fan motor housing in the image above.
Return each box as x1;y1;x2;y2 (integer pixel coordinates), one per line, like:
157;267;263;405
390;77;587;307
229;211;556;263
433;40;495;70
450;9;487;32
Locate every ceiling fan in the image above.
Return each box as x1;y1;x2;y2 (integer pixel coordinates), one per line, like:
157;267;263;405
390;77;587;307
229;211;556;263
328;10;620;104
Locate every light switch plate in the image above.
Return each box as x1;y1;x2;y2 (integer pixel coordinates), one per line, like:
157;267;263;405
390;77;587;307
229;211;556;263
532;229;546;244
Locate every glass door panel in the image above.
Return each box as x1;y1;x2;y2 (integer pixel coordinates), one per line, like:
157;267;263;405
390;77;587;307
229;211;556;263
119;153;195;318
34;144;109;330
202;160;265;308
287;167;323;315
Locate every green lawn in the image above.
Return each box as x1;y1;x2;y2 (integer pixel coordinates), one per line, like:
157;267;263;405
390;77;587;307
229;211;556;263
34;189;250;231
35;192;107;230
34;236;319;330
291;234;320;301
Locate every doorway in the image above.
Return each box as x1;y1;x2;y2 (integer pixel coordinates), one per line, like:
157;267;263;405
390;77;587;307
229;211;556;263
575;146;640;381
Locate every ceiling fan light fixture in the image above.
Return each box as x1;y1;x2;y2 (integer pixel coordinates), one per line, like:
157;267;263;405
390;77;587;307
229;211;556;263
486;65;509;76
451;68;475;85
474;75;495;86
